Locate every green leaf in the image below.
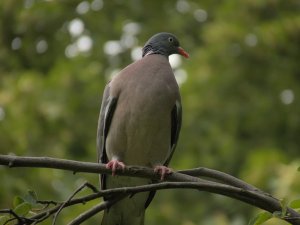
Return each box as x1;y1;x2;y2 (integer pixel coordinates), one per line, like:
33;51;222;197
248;212;272;225
14;202;32;216
0;216;10;225
280;198;288;218
13;196;24;208
23;190;37;205
290;199;300;209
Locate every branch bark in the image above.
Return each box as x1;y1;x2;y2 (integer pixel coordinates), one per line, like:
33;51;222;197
0;154;299;224
68;194;127;225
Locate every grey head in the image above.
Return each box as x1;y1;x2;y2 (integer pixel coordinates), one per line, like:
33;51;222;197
142;32;189;58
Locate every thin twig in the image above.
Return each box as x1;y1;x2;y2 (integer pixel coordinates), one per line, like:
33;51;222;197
67;194;127;225
52;182;98;225
0;209;33;224
36;200;58;206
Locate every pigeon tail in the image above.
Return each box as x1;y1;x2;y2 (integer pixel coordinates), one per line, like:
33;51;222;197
101;197;145;225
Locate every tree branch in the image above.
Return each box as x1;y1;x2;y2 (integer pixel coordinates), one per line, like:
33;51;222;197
52;182;98;225
179;167;259;191
67;194;127;225
1;154;300;224
0;209;33;224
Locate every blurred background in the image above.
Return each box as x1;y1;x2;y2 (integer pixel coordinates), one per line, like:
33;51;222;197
0;0;299;224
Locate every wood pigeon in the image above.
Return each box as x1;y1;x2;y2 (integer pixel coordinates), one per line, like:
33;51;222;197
97;32;189;225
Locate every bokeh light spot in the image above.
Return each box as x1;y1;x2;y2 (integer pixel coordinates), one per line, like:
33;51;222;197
91;0;103;11
68;18;84;37
194;9;208;22
174;69;188;85
76;35;93;52
104;41;123;56
0;107;5;121
76;1;90;15
11;37;22;50
131;47;142;61
176;0;190;13
280;89;294;105
245;33;258;47
36;39;48;54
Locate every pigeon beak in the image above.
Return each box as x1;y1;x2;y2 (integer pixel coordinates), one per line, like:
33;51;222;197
177;47;189;58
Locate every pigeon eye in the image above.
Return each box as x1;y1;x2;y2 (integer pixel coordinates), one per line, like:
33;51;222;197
168;37;173;42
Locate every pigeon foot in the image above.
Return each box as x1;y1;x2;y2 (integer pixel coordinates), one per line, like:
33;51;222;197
154;165;173;180
106;159;125;176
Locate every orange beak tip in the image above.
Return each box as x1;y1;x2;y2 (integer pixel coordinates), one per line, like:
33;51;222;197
178;47;189;58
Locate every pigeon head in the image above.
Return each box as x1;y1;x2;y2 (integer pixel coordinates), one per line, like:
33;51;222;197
142;32;189;58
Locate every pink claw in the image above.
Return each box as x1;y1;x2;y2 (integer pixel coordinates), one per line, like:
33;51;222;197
106;159;125;176
154;165;173;181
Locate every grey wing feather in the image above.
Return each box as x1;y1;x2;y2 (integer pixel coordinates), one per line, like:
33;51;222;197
97;83;118;190
164;100;182;166
97;83;110;164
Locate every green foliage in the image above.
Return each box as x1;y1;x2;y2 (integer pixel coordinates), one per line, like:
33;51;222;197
249;197;300;225
14;202;31;217
13;190;38;216
0;0;299;224
22;190;38;206
248;212;272;225
0;191;42;225
278;198;289;219
13;196;24;208
0;216;10;225
290;199;300;210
